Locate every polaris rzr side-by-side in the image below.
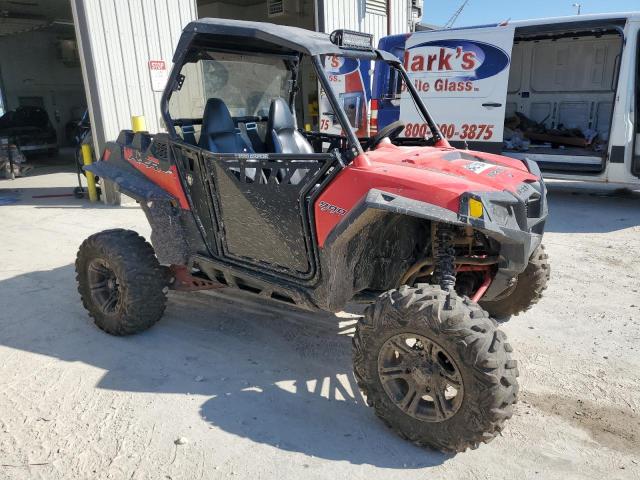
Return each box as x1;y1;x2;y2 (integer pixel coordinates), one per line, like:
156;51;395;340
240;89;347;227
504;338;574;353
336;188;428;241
76;19;549;453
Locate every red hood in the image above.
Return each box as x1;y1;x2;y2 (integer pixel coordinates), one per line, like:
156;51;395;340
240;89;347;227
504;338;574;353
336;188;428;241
365;143;538;193
314;143;540;246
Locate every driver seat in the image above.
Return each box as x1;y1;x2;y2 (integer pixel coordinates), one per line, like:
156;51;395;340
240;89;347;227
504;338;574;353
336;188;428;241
199;98;254;154
266;98;314;154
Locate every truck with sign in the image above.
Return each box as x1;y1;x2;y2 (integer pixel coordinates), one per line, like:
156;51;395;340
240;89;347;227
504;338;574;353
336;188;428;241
372;13;640;185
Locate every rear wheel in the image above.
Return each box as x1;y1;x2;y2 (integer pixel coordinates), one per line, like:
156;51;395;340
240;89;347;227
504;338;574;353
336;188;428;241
76;229;168;335
352;284;518;452
480;244;550;318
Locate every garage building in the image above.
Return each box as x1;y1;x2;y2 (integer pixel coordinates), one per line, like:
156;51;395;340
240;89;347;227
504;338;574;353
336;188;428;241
0;0;421;191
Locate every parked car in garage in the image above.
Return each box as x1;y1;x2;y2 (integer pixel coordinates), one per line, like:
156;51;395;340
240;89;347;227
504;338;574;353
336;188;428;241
0;106;58;156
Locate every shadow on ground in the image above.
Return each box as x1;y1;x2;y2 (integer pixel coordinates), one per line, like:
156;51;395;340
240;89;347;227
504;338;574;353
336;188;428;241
0;264;448;469
545;184;640;234
0;186;140;209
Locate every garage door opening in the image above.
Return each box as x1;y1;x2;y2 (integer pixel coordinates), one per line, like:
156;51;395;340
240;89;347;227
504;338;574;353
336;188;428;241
0;0;88;184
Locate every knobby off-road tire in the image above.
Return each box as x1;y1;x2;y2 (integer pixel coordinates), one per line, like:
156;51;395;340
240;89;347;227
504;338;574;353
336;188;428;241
480;244;550;318
352;285;519;452
76;229;168;336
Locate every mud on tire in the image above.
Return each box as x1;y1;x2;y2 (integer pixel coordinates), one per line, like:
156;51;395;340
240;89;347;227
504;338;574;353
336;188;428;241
352;284;519;452
76;229;168;336
480;244;550;318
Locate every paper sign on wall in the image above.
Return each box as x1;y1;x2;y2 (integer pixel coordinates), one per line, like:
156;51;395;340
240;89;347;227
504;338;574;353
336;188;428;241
149;60;168;92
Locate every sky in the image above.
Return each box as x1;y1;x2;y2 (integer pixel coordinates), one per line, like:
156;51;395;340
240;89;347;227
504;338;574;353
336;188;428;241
422;0;640;27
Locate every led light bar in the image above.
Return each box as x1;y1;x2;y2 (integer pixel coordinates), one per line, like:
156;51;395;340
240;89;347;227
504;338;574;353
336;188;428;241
329;29;374;50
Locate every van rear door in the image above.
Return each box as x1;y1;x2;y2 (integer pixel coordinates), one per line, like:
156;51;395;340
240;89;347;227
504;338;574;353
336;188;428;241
401;25;515;153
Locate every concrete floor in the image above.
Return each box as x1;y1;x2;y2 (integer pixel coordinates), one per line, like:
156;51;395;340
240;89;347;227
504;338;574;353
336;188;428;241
0;170;639;479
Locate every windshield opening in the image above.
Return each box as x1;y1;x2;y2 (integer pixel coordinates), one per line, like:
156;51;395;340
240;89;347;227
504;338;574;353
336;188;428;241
168;51;293;145
166;49;437;158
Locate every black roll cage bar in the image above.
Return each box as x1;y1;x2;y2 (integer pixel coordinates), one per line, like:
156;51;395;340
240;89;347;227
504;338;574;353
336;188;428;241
160;38;444;162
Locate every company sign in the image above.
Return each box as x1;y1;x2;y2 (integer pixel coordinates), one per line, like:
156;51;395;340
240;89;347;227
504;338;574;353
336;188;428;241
398;26;515;144
403;39;510;97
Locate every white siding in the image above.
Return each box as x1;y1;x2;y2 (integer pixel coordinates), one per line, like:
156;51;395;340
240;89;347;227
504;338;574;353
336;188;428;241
322;0;410;45
71;0;198;154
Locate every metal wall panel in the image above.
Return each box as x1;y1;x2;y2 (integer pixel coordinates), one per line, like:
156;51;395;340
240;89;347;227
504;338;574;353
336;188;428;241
321;0;410;45
71;0;198;155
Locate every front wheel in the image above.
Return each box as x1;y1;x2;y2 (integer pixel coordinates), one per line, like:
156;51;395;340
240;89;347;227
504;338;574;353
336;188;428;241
76;229;168;335
352;285;518;452
480;244;550;318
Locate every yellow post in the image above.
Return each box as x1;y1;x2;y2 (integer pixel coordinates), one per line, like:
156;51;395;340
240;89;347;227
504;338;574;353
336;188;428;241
131;115;147;133
81;143;98;202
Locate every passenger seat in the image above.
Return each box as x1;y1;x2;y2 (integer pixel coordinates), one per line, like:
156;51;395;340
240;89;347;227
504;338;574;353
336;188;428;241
266;98;313;154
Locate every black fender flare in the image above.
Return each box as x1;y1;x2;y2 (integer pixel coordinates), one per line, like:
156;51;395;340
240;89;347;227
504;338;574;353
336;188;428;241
85;160;189;265
324;188;465;247
84;160;175;205
323;188;539;302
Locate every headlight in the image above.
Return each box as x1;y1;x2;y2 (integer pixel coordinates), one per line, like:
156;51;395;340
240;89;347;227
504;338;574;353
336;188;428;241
488;203;512;225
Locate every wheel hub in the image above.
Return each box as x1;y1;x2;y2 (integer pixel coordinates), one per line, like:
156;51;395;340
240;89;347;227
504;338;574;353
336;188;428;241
87;259;121;315
410;365;434;385
378;333;464;422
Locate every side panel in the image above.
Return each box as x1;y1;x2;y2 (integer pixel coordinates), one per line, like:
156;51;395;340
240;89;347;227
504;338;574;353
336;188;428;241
122;146;189;209
193;152;337;280
314;165;461;246
207;156;319;272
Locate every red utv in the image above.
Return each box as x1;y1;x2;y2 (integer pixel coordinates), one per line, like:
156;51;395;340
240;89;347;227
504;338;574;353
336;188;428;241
76;19;549;452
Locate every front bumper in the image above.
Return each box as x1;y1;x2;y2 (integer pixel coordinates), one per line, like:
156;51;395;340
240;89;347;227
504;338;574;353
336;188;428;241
459;162;548;301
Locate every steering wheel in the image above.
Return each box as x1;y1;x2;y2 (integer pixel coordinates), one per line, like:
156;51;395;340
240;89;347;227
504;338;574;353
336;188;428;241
365;120;405;150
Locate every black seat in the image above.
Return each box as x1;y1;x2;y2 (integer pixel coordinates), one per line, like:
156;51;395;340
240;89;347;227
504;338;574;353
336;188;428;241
199;98;254;154
266;98;314;154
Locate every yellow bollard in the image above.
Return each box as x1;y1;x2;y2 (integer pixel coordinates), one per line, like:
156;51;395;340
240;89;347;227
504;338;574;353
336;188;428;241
131;115;146;133
81;143;98;202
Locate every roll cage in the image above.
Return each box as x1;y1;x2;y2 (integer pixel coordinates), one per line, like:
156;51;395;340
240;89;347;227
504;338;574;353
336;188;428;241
160;18;446;161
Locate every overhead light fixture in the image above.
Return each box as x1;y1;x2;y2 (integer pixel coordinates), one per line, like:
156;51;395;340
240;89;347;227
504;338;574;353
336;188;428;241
329;29;373;50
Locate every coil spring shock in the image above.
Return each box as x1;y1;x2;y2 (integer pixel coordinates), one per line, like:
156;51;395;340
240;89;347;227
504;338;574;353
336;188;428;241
434;224;456;309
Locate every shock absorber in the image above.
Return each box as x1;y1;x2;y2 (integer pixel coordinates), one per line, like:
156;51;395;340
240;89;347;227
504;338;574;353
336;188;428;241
434;224;456;309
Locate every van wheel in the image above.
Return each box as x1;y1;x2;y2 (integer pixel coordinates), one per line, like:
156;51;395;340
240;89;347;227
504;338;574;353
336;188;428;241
76;229;168;335
352;285;518;452
480;244;550;318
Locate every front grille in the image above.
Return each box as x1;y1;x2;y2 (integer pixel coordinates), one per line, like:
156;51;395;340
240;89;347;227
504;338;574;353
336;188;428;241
525;194;541;218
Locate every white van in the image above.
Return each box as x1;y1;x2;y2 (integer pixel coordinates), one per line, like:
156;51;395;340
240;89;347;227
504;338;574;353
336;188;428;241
373;13;640;185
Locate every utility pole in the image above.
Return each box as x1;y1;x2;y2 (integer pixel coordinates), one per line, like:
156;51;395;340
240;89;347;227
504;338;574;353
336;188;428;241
572;3;582;15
